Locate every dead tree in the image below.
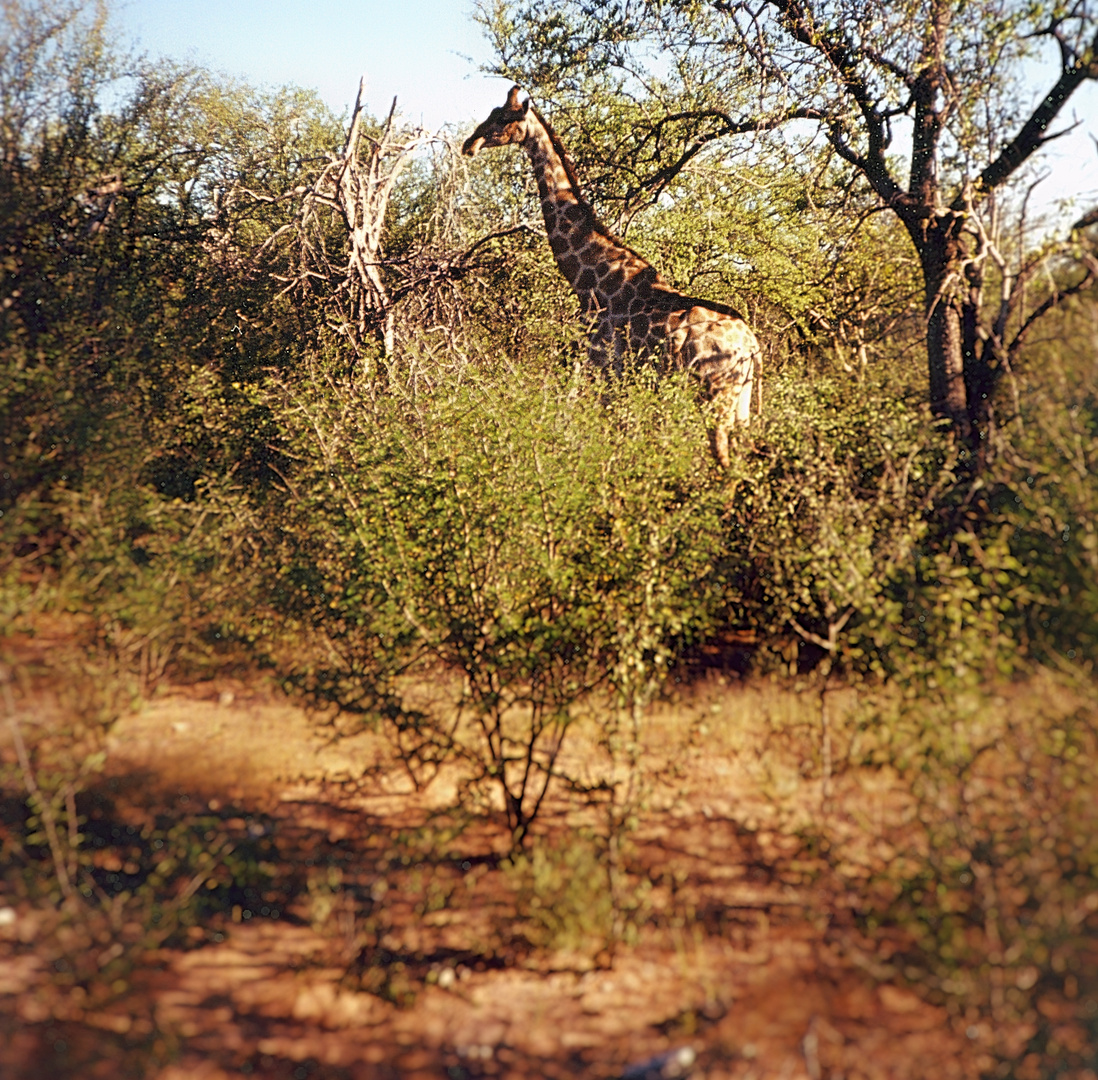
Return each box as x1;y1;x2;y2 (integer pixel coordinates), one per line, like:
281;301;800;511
281;85;560;369
297;80;429;365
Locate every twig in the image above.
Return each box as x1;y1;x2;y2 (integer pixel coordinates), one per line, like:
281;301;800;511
3;676;76;902
789;607;854;652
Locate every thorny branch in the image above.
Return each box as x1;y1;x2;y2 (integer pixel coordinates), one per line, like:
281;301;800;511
621;104;826;205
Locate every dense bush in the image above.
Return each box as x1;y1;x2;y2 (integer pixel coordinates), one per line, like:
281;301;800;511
7;316;1096;830
239;357;732;841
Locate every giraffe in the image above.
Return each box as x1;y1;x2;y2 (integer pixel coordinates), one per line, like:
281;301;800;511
462;85;760;467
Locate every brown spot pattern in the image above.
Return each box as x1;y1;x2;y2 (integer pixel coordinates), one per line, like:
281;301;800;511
466;88;761;466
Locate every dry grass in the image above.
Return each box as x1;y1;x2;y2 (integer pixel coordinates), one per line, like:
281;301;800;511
1;628;1096;1079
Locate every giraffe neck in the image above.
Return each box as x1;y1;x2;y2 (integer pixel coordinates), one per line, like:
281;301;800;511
522;109;647;308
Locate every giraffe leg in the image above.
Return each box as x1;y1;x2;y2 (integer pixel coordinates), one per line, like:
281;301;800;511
720;351;757;459
709;356;756;467
733;367;753;424
587;319;621;375
708;388;737;468
711;422;731;469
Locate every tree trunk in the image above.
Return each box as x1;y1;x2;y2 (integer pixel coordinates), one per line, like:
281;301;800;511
908;214;976;449
921;256;1002;465
961;280;995;461
925;285;967;428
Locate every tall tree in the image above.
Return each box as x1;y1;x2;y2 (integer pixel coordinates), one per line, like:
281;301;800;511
478;0;1098;454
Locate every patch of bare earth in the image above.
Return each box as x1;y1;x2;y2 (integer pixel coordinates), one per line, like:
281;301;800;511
1;652;994;1079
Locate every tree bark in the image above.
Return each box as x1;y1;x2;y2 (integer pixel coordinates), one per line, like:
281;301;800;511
902;212;970;440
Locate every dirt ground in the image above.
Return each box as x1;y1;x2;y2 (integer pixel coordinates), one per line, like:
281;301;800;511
0;633;1015;1079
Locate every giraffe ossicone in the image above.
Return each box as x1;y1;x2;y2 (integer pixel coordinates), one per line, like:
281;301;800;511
462;85;760;467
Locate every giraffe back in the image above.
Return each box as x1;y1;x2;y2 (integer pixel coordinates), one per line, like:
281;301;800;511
611;295;760;465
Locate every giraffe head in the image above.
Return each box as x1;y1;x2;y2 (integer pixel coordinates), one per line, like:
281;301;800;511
462;85;531;157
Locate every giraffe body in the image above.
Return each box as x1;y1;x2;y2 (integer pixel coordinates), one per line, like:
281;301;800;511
463;86;759;466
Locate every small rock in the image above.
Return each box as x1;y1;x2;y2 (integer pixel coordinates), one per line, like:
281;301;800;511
620;1045;696;1080
878;984;921;1014
456;1043;494;1061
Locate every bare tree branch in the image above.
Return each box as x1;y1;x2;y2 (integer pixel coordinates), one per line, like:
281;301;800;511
1008;252;1098;357
623;104;827;202
964;25;1098;204
761;0;907;207
291;79;431;363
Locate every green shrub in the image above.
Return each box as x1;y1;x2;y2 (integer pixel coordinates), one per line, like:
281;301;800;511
251;356;731;842
726;372;949;675
845;678;1098;1072
992;322;1098;665
504;830;650;957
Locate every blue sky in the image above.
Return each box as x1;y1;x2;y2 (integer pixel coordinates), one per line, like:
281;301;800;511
114;1;1095;223
116;0;508;131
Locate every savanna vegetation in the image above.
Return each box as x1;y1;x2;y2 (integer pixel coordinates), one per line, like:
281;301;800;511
1;0;1097;1076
